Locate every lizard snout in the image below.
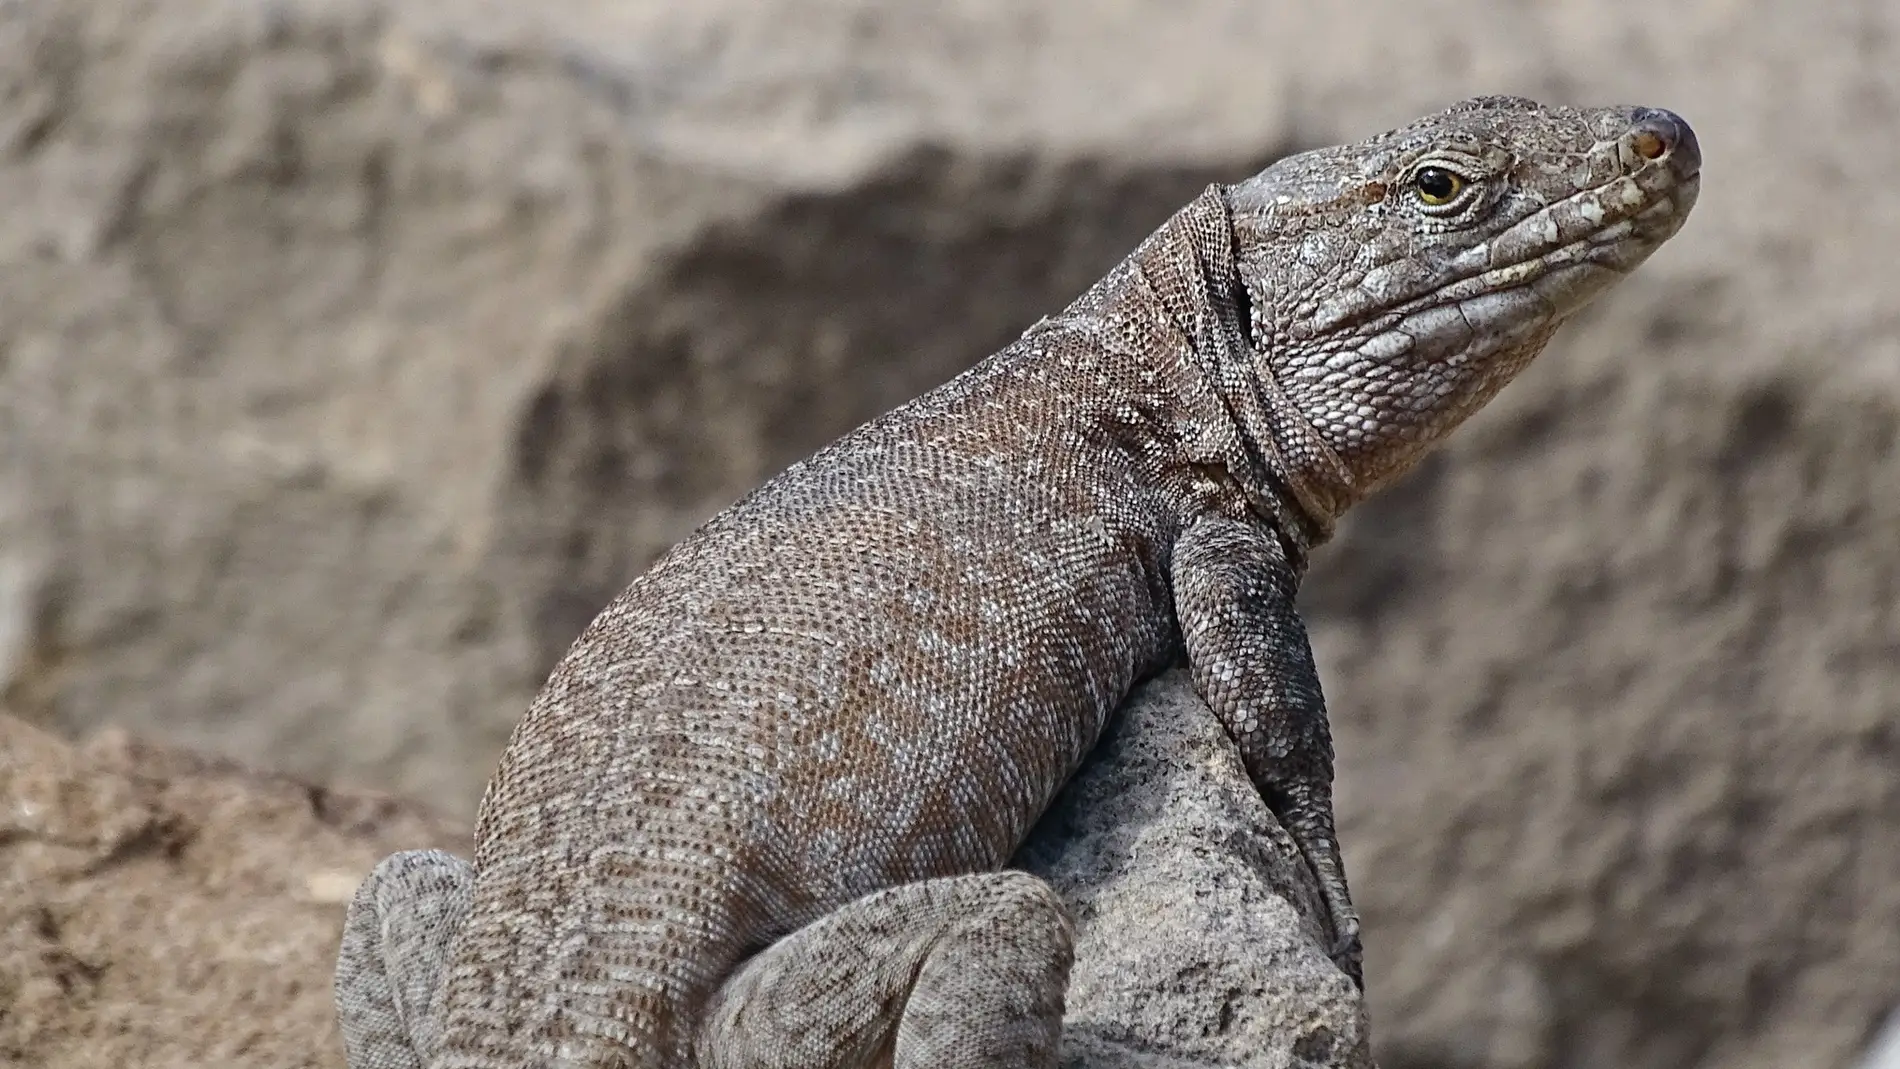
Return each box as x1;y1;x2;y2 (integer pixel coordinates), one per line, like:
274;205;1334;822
1626;108;1701;179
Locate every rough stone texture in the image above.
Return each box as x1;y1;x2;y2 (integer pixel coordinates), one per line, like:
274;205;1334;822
1315;328;1900;1069
2;0;1898;1068
0;713;467;1069
1022;671;1372;1069
0;674;1365;1069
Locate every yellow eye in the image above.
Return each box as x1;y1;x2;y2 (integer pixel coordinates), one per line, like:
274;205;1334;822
1412;166;1467;206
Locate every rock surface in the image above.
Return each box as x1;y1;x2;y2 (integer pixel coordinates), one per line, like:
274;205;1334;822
3;0;1898;1068
0;714;466;1069
0;673;1367;1069
1022;671;1371;1069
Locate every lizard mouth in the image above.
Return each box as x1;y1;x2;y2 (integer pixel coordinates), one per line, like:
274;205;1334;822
1417;179;1696;312
1300;108;1702;350
1326;140;1699;360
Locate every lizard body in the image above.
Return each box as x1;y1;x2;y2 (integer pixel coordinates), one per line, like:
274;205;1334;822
335;96;1701;1068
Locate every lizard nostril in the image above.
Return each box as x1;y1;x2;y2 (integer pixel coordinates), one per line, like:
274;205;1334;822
1626;108;1701;177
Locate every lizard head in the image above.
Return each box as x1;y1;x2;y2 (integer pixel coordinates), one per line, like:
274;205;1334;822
1224;95;1700;505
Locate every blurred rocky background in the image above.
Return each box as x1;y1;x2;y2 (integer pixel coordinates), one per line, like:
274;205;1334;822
2;0;1896;1066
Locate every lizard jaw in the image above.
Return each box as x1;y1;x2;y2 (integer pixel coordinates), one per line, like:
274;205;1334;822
1336;180;1702;390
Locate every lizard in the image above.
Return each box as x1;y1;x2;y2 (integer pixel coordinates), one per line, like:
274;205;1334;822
334;94;1700;1069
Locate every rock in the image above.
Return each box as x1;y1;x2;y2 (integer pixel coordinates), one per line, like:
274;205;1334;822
1022;671;1371;1069
3;0;1899;1068
1861;1015;1900;1069
0;714;465;1069
0;685;1361;1069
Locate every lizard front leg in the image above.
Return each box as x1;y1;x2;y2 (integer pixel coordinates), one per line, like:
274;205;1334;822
1172;513;1363;988
335;850;474;1069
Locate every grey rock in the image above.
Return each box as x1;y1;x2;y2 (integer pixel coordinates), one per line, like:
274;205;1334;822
1020;670;1372;1069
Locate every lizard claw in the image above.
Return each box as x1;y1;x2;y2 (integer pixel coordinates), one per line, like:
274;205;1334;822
1328;912;1364;992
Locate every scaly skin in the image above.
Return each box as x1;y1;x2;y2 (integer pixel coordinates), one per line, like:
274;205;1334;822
335;95;1700;1069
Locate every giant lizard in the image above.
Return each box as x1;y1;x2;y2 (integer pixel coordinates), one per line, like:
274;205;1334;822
334;95;1701;1068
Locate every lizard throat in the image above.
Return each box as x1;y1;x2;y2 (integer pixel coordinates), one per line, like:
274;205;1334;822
1131;186;1359;552
1228;286;1358;550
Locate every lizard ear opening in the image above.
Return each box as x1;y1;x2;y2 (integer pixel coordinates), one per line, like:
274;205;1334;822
1228;263;1256;354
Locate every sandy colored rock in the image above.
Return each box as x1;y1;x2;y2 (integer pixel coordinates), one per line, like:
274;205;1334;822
2;0;1898;1068
0;715;466;1069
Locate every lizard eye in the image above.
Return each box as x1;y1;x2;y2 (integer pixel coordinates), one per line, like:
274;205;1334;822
1411;166;1467;206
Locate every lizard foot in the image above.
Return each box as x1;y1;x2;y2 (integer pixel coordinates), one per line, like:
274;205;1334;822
1328;912;1364;992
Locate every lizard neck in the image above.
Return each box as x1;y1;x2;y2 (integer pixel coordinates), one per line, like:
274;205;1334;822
1125;185;1357;556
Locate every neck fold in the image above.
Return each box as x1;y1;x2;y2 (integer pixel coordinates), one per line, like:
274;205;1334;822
1127;185;1357;553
